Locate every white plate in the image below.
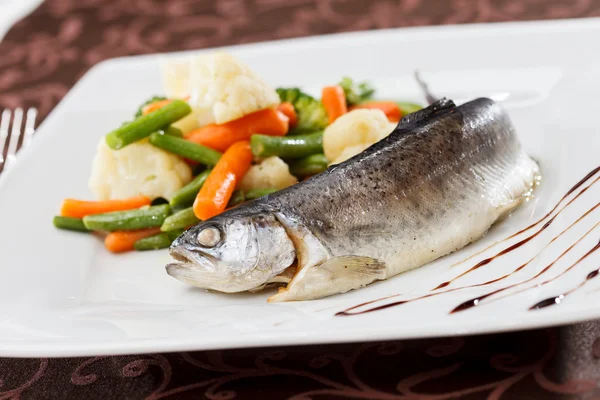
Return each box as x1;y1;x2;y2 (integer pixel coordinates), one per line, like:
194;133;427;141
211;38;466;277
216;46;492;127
1;19;599;357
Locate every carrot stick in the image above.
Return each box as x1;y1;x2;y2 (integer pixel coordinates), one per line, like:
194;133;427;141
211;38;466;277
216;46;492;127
186;108;289;152
350;101;403;122
277;102;297;129
142;99;172;115
321;85;347;123
142;96;191;116
104;228;162;253
193;141;253;220
60;196;152;218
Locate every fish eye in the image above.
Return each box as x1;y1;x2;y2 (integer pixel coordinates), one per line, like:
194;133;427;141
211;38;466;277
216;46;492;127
197;226;221;247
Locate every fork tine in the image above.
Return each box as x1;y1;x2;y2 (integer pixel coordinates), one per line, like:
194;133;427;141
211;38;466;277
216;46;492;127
5;108;23;169
21;108;38;148
0;109;11;166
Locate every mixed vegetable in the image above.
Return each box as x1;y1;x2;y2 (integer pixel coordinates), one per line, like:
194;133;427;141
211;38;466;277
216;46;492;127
53;52;422;253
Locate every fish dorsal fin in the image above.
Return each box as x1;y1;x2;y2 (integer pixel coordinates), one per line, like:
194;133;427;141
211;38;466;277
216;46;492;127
398;98;456;126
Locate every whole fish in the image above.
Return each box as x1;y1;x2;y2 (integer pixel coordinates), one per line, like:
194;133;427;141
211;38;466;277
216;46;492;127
167;98;539;301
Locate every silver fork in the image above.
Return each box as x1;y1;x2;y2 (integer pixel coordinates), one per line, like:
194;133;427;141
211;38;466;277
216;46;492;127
0;108;38;173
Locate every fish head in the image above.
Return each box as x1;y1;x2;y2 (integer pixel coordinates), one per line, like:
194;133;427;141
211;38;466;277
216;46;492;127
166;212;296;292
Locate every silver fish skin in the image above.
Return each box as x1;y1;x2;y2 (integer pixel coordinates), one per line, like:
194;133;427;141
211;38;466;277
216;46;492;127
167;98;539;301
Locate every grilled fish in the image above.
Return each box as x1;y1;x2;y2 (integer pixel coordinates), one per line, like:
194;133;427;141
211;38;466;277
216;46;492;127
166;98;539;301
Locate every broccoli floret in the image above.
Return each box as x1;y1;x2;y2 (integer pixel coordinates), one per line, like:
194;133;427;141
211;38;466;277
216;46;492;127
276;88;328;133
338;77;375;106
135;96;167;118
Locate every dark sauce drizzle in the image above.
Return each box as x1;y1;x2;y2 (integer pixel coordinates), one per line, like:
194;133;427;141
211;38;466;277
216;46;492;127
336;166;600;317
530;268;600;310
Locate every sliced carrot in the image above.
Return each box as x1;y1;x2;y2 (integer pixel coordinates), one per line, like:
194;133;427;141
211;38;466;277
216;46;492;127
186;108;289;152
277;102;297;129
321;85;347;123
193;141;253;220
60;196;152;219
350;101;403;122
104;228;162;253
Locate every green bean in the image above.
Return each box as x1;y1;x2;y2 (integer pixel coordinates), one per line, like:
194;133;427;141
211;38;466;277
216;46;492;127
289;154;329;178
250;132;323;159
228;190;246;207
53;216;89;232
161;207;200;232
245;188;278;200
149;133;221;166
106;100;191;149
396;102;423;115
162;126;184;138
134;230;183;251
83;204;171;232
169;170;211;209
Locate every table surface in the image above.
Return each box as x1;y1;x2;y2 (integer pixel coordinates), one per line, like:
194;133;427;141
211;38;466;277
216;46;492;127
1;1;600;399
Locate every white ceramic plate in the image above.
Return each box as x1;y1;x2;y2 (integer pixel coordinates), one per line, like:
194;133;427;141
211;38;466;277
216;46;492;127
1;19;599;357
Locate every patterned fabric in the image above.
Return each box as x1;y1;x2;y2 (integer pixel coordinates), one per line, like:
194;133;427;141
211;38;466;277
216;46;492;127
1;1;600;399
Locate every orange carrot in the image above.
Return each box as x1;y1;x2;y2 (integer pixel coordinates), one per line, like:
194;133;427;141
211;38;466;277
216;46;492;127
321;85;347;123
350;101;403;122
142;99;172;115
142;96;190;115
277;102;297;129
193;141;253;220
104;228;162;253
60;196;152;218
186;108;289;152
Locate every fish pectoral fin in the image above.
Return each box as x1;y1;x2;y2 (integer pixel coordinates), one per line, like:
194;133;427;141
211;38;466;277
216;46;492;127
268;256;386;302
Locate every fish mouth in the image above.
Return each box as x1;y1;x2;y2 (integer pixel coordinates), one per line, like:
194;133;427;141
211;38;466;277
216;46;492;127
166;246;235;289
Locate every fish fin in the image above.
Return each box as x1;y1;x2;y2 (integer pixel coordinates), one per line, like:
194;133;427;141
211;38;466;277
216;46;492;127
268;256;386;302
398;98;455;126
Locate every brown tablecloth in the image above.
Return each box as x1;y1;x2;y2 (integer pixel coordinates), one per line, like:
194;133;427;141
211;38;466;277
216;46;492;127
1;1;600;399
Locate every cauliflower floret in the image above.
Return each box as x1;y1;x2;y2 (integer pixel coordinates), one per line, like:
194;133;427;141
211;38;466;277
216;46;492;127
162;52;280;126
89;139;192;201
323;109;396;164
238;157;298;191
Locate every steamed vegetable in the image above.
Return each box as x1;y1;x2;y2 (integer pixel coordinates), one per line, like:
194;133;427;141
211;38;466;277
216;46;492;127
169;170;211;209
89;139;193;201
149;132;222;166
60;196;152;218
83;204;171;232
161;207;200;232
162;52;281;125
162;126;184;138
338;77;375;106
106;100;191;150
105;228;162;253
323;108;396;164
350;101;402;122
193;141;253;220
289;154;328;177
228;190;246;207
134;230;184;251
322;85;348;123
276;102;297;129
53;216;89;232
141;99;173;116
238;156;298;192
396;102;424;115
185;108;289;152
250;131;323;159
276;88;328;133
135;96;166;118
